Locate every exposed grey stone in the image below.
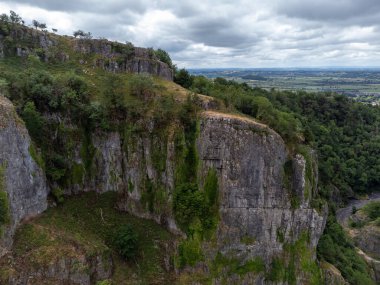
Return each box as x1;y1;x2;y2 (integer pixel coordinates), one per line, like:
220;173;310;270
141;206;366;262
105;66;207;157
196;111;326;271
0;96;49;257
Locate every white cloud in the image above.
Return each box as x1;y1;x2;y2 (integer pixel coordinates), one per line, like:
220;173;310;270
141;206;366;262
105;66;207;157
2;0;380;67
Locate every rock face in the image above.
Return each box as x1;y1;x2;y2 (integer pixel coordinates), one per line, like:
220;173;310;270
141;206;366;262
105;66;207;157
0;26;173;80
320;262;348;285
63;127;181;234
0;91;326;283
348;210;380;283
0;96;49;256
57;110;326;278
198;111;326;251
197;112;326;275
1;250;112;285
354;225;380;259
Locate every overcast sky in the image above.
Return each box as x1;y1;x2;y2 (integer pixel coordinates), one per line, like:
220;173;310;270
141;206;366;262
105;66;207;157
2;0;380;68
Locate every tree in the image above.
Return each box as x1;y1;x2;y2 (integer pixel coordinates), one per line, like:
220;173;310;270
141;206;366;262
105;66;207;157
21;101;44;141
73;30;85;38
9;10;23;24
113;225;139;260
154;48;173;68
174;68;194;89
32;20;47;30
38;23;47;30
52;28;58;33
0;13;10;23
32;20;39;29
73;30;92;39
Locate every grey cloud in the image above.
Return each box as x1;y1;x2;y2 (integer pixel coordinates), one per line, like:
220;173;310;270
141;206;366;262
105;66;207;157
276;0;380;21
185;18;257;48
3;0;380;67
3;0;149;14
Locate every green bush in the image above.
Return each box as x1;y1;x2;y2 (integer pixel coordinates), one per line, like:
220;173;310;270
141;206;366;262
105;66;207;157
154;48;173;68
362;201;380;221
51;187;64;204
21;101;44;142
114;224;139;260
28;143;45;170
128;73;156;99
178;236;203;267
266;258;286;281
173;183;205;233
317;216;374;285
236;257;265;275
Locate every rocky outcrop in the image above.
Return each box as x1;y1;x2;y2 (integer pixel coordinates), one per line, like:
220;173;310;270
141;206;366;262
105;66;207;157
348;209;380;283
197;112;326;272
354;225;380;259
0;25;173;80
65;127;181;234
1;251;112;285
0;90;326;283
320;262;348;285
0;96;49;257
59;109;327;278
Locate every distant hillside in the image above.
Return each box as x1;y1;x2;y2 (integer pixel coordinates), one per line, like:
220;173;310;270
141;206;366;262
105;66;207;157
0;19;173;80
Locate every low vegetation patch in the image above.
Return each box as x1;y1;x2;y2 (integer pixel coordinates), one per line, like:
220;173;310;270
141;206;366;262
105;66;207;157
362;201;380;222
317;215;375;285
8;192;175;284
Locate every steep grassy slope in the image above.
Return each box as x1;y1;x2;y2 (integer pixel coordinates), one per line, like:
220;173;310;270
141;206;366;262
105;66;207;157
0;192;176;285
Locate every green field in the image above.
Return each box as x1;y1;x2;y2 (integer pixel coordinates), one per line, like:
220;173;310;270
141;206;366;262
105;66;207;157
189;69;380;105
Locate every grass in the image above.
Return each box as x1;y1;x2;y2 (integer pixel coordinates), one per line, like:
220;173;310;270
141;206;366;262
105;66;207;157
7;192;176;284
362;201;380;221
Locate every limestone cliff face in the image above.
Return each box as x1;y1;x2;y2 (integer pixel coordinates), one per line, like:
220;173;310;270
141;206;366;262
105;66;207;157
0;26;173;80
1;249;112;285
0;96;49;256
56;109;326;282
197;111;326;263
60;126;180;234
0;92;326;283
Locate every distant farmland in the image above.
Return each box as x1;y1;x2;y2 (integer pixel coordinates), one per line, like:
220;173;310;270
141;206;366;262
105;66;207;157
189;68;380;105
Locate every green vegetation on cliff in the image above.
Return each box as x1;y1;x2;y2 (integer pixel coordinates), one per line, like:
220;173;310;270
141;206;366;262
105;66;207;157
362;201;380;222
175;74;380;201
174;72;379;284
317;216;375;285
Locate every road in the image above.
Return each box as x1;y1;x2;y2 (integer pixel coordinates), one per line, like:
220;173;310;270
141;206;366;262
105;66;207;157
336;192;380;226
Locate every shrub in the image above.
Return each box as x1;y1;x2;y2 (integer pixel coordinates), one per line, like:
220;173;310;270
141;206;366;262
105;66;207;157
51;187;64;204
114;224;139;260
362;201;380;221
173;183;205;233
178;236;203;267
174;69;193;88
317;216;374;285
21;101;44;142
154;48;173;68
128;73;156;100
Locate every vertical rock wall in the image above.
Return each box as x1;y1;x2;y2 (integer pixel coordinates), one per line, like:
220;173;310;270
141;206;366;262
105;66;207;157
0;96;49;257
